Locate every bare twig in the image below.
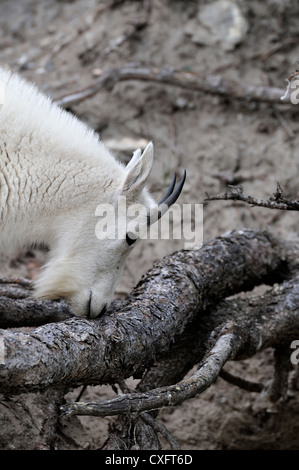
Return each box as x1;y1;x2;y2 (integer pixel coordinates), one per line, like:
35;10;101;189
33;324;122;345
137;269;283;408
54;63;289;109
219;369;263;393
140;412;181;450
268;345;293;403
205;183;299;211
112;379;180;449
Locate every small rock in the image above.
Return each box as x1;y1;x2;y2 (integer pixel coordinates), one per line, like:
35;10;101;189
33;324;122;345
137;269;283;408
185;0;248;51
175;97;188;109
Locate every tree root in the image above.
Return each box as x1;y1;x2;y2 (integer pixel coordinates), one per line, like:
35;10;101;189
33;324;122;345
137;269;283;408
0;228;298;449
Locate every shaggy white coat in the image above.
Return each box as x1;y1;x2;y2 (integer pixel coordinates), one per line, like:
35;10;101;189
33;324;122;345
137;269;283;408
0;67;156;317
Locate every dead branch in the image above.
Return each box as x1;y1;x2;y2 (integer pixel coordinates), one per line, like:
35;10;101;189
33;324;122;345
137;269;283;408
205;182;299;211
0;229;288;394
54;63;289;109
219;369;263;393
102;272;299;447
35;387;66;450
0;296;72;328
61;274;299;420
0;228;298;450
140;412;180;450
61;326;240;418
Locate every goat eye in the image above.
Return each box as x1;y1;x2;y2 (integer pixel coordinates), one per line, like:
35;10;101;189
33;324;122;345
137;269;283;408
126;232;137;246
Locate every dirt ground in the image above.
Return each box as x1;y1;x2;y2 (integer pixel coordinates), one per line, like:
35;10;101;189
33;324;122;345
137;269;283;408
1;0;299;450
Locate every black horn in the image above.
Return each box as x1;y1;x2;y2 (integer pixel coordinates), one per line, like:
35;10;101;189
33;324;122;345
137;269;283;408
158;169;186;209
147;170;186;225
158;173;177;205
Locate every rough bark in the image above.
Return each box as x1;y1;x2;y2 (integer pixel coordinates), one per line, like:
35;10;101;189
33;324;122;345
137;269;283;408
0;297;71;328
0;388;89;450
101;275;299;449
0;229;291;394
61;276;299;418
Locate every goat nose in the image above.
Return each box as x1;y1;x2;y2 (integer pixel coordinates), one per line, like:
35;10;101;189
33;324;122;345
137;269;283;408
86;291;108;318
98;303;107;317
91;303;107;319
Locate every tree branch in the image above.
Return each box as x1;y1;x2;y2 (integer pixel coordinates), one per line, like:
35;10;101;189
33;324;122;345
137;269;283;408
0;296;72;328
61;275;299;419
219;369;263;393
205;182;299;211
0;229;288;394
54;63;289;109
61;326;240;418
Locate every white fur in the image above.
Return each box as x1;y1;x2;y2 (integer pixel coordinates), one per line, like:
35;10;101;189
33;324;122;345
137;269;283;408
0;67;157;317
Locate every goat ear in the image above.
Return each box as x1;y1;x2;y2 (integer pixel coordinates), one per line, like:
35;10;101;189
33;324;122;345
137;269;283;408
126;148;142;171
122;142;153;195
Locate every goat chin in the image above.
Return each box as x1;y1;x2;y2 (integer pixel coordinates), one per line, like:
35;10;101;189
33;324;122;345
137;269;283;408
33;274;110;318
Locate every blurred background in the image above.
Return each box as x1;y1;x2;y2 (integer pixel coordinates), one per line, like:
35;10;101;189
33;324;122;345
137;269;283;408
1;0;299;449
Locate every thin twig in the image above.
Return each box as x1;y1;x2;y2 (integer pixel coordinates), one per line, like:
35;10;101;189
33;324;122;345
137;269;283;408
140;412;181;450
219;369;263;393
205;183;299;211
268;345;293;403
113;380;180;449
75;385;88;402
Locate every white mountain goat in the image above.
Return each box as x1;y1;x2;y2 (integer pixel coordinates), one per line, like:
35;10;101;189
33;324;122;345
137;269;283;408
0;67;185;318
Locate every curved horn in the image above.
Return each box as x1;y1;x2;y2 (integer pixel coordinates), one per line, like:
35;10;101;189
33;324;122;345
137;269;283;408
158;173;177;205
159;169;186;209
147;170;186;225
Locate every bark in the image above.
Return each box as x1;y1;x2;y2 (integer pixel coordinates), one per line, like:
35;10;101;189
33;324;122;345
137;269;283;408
62;328;239;418
89;274;299;449
0;229;291;394
61;276;299;418
0;297;71;328
0;388;89;450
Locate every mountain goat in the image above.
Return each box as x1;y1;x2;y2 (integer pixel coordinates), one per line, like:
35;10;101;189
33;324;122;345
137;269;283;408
0;67;185;318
